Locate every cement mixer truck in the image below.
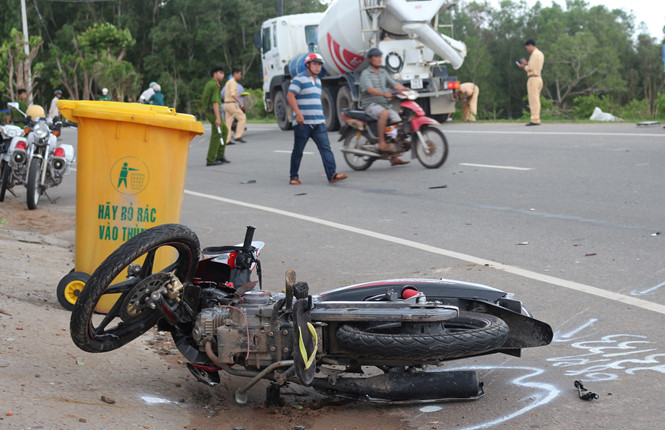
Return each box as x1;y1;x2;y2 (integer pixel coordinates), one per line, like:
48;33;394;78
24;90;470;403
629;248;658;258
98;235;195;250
258;0;466;131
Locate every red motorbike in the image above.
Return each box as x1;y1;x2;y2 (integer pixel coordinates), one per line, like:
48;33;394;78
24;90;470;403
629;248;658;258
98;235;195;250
70;224;552;405
339;90;448;170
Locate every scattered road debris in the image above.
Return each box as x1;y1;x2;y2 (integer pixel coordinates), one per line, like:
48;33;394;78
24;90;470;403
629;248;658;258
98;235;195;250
574;380;599;401
428;185;447;189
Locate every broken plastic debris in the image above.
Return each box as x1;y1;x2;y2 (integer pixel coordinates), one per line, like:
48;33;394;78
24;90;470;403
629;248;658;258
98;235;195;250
428;185;447;189
517;242;529;245
420;405;443;412
240;179;256;184
651;232;660;237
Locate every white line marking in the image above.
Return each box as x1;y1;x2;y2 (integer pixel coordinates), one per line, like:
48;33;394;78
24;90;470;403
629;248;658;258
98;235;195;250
444;130;665;138
460;163;533;171
183;189;665;315
273;150;314;154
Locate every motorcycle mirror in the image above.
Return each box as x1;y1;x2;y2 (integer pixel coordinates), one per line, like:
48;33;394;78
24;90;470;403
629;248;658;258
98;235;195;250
7;102;19;110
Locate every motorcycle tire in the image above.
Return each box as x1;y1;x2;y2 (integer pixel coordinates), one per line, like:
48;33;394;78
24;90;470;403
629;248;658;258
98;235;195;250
336;312;509;360
415;126;448;169
26;158;41;210
70;224;201;353
0;160;10;202
56;271;90;311
343;133;375;171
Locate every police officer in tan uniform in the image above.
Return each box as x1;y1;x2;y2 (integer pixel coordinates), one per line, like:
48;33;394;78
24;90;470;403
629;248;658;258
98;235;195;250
455;82;479;121
518;39;544;126
223;68;247;144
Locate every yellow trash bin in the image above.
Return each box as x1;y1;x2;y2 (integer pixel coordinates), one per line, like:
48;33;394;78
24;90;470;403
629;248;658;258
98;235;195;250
56;101;203;312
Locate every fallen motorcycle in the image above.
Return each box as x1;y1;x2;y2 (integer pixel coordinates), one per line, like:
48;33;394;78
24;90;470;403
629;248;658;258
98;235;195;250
70;224;552;404
339;89;448;170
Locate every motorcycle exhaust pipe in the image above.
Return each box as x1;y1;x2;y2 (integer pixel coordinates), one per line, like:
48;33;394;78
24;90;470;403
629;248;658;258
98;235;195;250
311;370;484;402
339;147;379;158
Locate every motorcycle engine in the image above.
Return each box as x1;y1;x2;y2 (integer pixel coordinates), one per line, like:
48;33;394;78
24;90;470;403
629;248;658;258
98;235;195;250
191;290;294;368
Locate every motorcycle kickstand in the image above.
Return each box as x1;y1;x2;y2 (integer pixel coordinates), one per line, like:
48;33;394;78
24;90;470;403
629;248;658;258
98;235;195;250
42;190;58;204
266;383;282;407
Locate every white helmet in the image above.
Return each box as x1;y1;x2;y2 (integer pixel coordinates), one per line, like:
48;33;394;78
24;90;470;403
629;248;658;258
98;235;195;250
102;88;108;95
153;84;161;91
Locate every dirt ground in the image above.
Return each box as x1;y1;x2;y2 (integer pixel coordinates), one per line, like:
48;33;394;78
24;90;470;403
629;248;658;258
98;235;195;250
0;197;413;430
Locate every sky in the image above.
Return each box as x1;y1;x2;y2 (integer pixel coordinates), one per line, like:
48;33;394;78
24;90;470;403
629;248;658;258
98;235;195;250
484;0;665;38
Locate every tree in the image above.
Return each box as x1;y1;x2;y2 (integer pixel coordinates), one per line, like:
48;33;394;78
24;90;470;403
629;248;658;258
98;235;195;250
1;28;43;100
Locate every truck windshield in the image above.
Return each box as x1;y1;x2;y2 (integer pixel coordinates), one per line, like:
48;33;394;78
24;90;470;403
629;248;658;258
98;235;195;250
262;27;271;53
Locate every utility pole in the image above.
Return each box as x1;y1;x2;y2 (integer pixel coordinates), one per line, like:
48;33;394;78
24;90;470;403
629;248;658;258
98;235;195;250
20;0;33;103
278;0;283;16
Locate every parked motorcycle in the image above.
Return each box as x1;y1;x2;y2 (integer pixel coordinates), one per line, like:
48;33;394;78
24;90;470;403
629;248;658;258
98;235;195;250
70;224;552;404
339;90;449;170
4;102;75;209
0;120;25;202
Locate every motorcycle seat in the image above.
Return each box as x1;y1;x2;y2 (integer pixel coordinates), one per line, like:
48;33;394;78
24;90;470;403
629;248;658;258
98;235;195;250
342;109;373;122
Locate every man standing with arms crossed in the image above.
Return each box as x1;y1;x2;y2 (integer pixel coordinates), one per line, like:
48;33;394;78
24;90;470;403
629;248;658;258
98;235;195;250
286;53;347;185
518;39;544;126
202;66;229;166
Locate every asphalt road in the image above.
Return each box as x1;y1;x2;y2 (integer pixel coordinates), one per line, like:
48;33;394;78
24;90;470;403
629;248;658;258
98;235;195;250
58;120;665;428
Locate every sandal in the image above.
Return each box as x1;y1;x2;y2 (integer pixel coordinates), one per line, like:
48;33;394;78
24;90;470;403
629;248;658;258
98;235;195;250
289;178;302;185
328;173;348;183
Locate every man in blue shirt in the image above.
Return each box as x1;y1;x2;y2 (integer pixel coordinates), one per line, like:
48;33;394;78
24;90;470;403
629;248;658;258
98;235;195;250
286;53;347;185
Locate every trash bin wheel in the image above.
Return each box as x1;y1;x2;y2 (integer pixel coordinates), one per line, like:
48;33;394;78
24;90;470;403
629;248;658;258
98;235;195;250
57;271;90;311
70;224;200;353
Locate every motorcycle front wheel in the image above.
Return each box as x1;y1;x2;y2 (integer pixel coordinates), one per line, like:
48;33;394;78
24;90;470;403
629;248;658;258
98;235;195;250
336;312;508;360
70;224;200;353
415;126;448;169
343;132;375;171
0;160;10;202
26;158;41;210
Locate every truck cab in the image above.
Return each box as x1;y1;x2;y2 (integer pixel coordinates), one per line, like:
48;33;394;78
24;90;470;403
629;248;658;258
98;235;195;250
260;13;323;130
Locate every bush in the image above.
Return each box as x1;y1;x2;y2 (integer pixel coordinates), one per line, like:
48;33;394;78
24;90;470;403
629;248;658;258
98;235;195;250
655;94;665;120
616;98;650;121
244;88;272;120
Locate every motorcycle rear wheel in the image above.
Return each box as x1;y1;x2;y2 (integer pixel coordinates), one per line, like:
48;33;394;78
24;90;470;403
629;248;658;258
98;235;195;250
343;133;375;171
70;224;200;353
0;160;10;202
26;158;41;210
336;312;508;360
415;126;448;169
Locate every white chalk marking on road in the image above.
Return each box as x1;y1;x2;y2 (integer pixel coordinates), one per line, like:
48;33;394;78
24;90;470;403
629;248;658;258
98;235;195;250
631;280;665;296
184;189;665;316
445;130;665;138
460;163;533;171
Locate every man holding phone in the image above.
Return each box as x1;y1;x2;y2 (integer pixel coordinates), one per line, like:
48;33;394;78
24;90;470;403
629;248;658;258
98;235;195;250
518;39;545;126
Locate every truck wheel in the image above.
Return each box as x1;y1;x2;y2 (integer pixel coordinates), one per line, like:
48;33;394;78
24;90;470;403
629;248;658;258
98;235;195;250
321;87;339;131
336;86;353;128
274;91;292;131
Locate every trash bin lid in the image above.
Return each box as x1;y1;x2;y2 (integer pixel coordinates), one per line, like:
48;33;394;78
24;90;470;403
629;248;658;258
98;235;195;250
57;100;203;134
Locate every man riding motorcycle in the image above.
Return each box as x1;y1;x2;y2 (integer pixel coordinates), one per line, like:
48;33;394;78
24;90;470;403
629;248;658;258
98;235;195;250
359;47;409;166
